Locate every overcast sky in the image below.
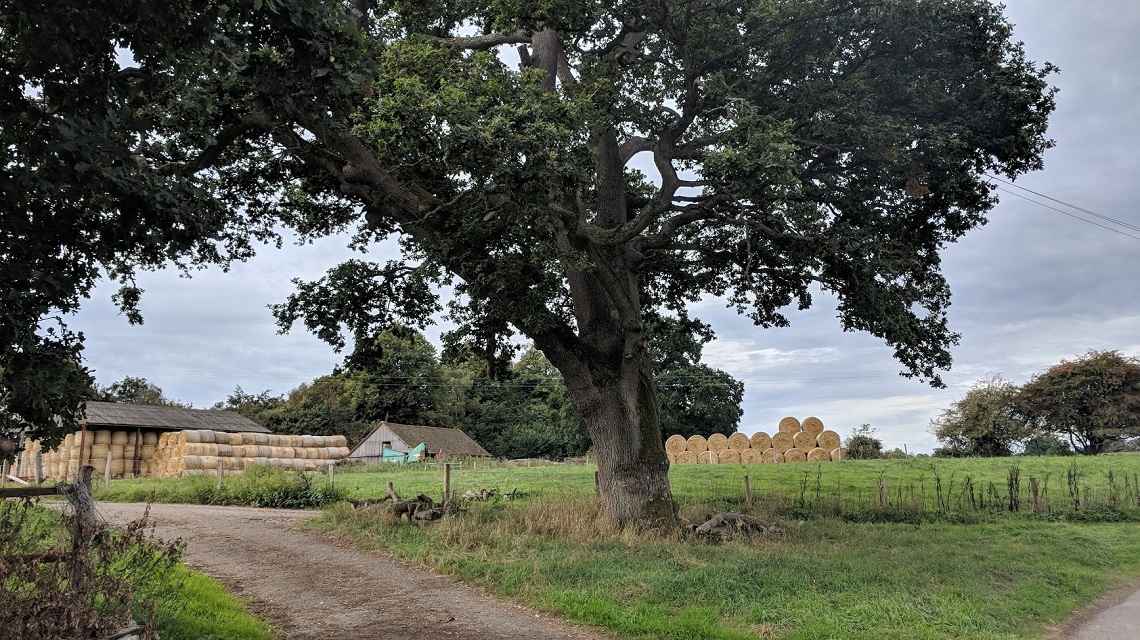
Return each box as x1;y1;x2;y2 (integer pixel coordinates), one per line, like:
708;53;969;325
71;1;1140;453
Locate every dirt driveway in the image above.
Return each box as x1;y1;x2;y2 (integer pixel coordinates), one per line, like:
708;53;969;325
96;503;609;640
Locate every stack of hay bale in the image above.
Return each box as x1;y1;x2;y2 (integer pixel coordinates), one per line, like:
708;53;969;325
14;431;160;480
11;429;350;480
149;430;350;478
665;416;847;465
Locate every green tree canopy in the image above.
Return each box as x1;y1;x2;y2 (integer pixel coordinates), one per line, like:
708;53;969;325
647;314;744;440
1014;351;1140;455
92;376;186;407
2;0;1056;527
844;423;883;460
930;374;1030;457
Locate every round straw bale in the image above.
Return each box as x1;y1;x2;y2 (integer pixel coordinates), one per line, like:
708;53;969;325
707;433;730;453
792;431;817;451
760;448;784;464
223;433;240;446
327;435;348;448
142;432;158;445
728;432;751;451
301;435;317;448
330;447;350;458
801;416;825;437
223;457;244;471
830;447;848;461
109;459;126;475
315;448;329;459
807;447;830;462
816;430;841;451
110;431;128;446
255;445;271;457
249;433;266;445
750;432;772;451
184;443;217;456
183;455;203;469
665;434;687;454
289;435;305;448
771;432;794;453
216;443;235;457
125;432;137;445
91;444;111;459
311;436;326;447
697;450;719;465
92;430;111;445
784;448;807;463
777;416;801;434
230;445;247;458
184;430;204;444
141;445;156;459
109;445;126;460
281;446;296;458
240;433;257;445
718;449;742;464
667;452;677;464
740;448;763;464
686;435;708;453
64;434;75;447
676;451;697;464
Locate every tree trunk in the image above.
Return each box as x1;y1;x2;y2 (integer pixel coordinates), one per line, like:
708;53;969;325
560;354;677;531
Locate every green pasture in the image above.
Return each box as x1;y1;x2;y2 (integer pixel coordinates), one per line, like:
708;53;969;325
90;455;1140;639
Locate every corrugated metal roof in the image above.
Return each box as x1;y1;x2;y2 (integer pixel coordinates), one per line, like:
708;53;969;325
353;422;489;457
81;401;271;433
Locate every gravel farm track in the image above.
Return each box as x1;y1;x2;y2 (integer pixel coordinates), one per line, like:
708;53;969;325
97;503;610;640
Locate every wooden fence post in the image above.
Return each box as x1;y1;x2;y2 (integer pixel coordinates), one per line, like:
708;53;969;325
35;452;43;485
443;463;451;503
879;478;889;508
743;475;753;507
1030;477;1042;513
216;459;223;490
327;461;335;489
104;451;113;489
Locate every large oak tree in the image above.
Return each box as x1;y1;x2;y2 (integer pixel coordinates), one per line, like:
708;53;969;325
1;0;1055;527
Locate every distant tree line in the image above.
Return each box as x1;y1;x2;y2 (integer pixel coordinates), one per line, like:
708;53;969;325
97;317;744;460
930;350;1140;457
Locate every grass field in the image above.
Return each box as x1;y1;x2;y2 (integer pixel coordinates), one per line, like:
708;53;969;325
92;455;1140;638
304;455;1140;639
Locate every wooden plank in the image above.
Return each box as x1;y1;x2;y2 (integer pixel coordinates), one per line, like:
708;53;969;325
0;485;60;498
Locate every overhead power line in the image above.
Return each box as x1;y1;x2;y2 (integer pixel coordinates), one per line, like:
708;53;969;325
983;173;1140;241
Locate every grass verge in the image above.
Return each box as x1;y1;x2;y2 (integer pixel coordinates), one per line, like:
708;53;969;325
309;496;1140;639
0;501;275;640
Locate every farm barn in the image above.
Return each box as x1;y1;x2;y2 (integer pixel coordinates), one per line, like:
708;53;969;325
348;422;490;463
13;401;349;480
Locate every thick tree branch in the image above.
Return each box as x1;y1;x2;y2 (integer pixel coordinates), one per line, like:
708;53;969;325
182;111;273;175
430;32;531;50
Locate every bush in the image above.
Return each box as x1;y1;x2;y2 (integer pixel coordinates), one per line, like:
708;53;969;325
224;465;345;508
0;500;183;639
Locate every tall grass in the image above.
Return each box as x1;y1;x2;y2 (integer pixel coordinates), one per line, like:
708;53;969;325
311;492;1140;640
97;465;345;508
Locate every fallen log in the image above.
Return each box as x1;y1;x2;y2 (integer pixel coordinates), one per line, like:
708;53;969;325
461;488;496;501
694;512;780;541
